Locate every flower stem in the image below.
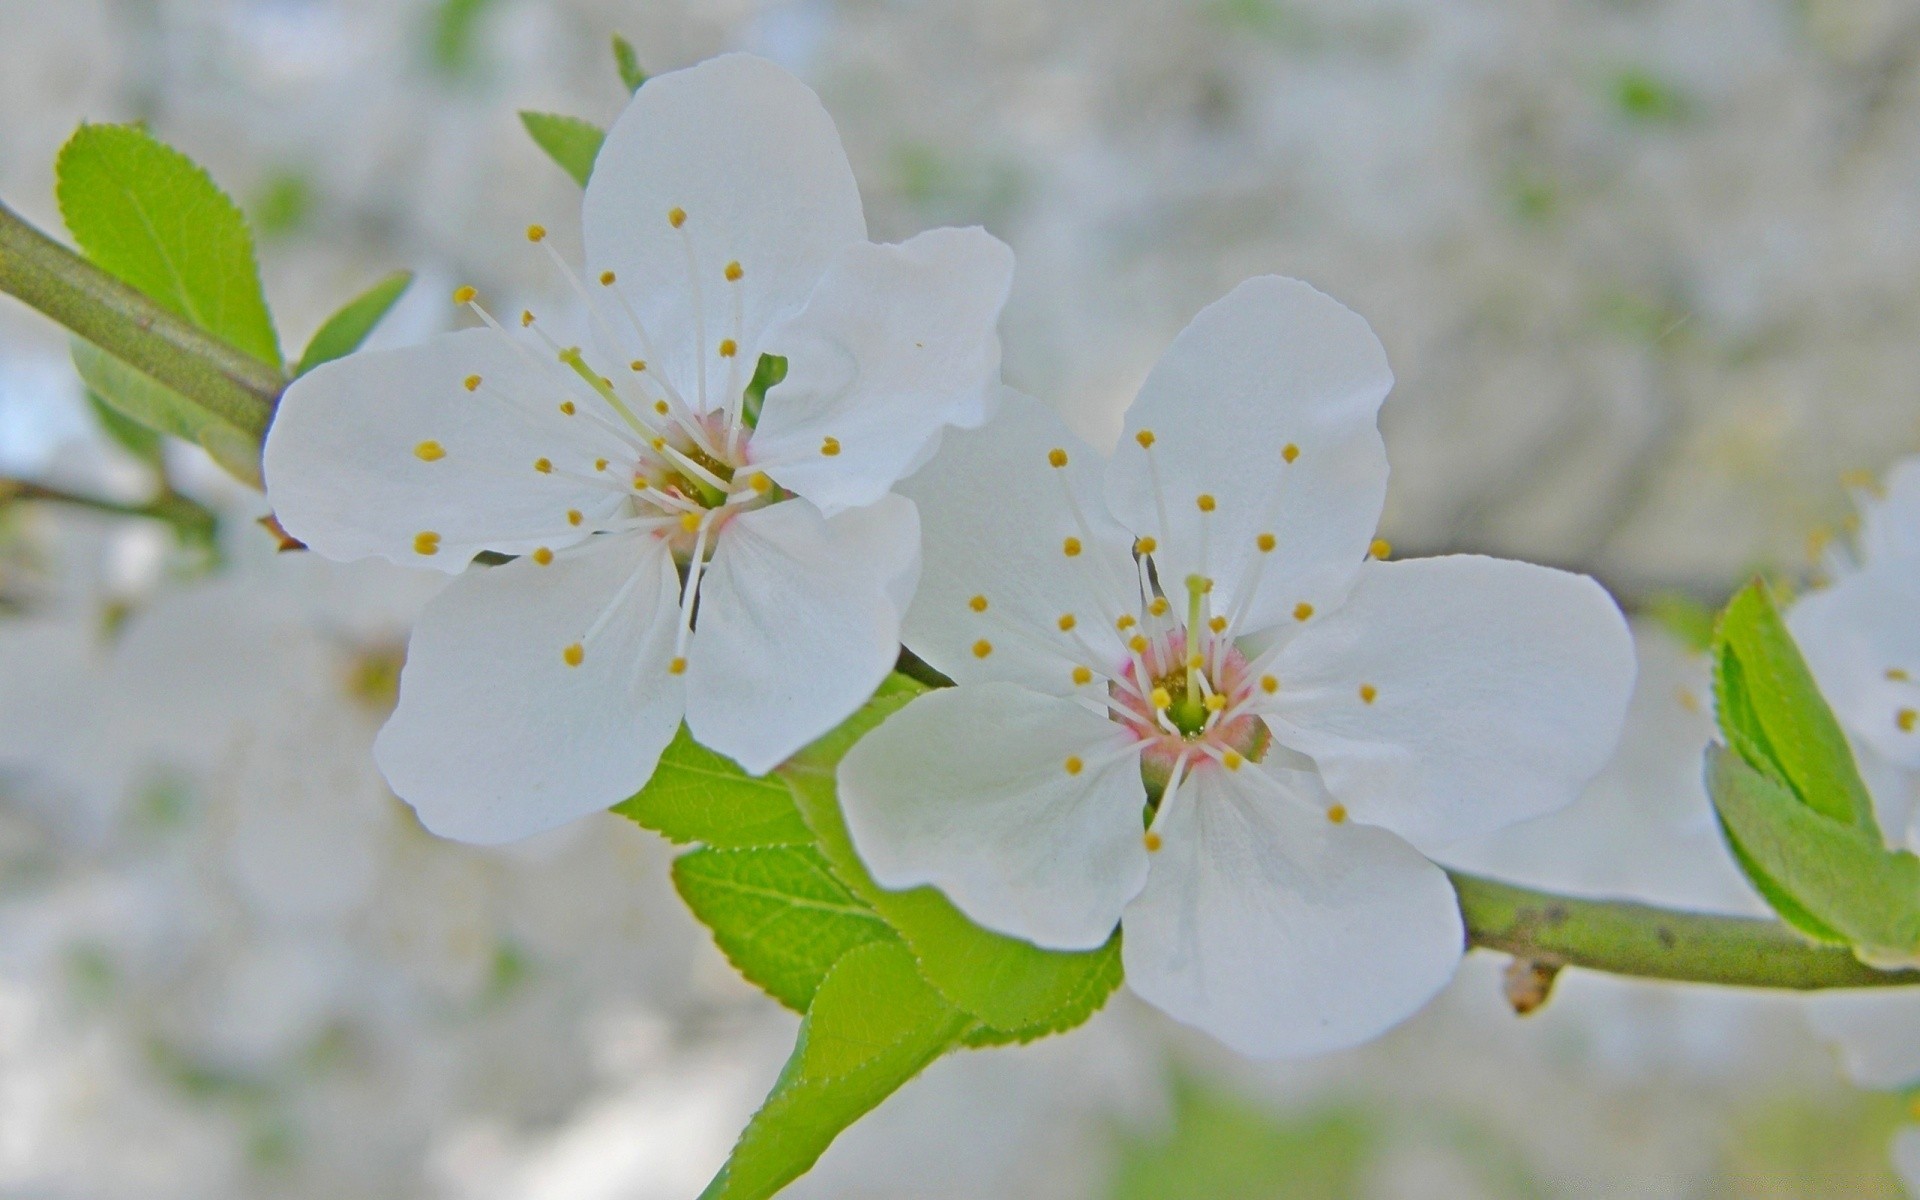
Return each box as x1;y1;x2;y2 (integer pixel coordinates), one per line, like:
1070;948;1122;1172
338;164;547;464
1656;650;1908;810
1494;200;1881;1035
0;200;282;438
0;477;219;541
1451;869;1920;989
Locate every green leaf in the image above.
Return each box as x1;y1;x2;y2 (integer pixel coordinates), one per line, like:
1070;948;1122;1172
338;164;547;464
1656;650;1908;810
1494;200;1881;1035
71;341;261;488
672;845;897;1012
701;940;971;1200
783;677;1124;1041
56;123;281;368
1708;746;1920;963
613;725;813;848
612;34;648;93
430;0;499;77
294;271;412;377
1712;580;1878;833
1645;592;1716;654
519;111;605;188
85;390;163;465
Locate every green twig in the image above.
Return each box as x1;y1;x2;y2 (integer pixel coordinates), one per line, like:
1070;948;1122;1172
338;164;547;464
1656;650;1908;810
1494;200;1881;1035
0;477;217;540
1453;870;1920;989
0;200;282;437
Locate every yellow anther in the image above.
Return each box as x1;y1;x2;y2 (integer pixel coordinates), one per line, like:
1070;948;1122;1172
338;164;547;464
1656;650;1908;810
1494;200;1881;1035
630;359;647;371
1136;536;1157;555
655;400;670;415
1072;665;1093;686
1205;693;1227;712
679;512;701;533
414;440;446;462
1116;614;1137;631
1889;668;1911;682
972;639;993;659
567;509;583;526
1136;429;1156;449
1197;577;1214;594
452;285;477;305
1293;602;1314;621
1901;708;1918;733
599;270;617;286
748;472;772;493
1058;613;1077;632
1063;537;1083;557
1048;448;1069;468
532;547;554;566
534;457;553;474
463;374;482;392
563;643;585;667
969;594;989;613
1064;756;1084;776
1327;804;1348;824
718;338;738;357
1359;683;1378;704
526;224;547;242
413;530;440;556
1151;687;1172;710
725;261;744;281
1260;674;1278;693
595;458;609;472
1144;831;1163;852
1208;616;1227;633
559;401;576;415
1675;686;1702;714
668;207;686;228
1222;750;1243;771
1257;532;1276;553
1186;652;1204;671
651;437;667;451
1130;634;1150;655
669;657;688;675
821;436;841;456
1282;443;1300;463
1196;494;1216;513
1370;538;1392;560
520;310;535;327
1148;597;1170;617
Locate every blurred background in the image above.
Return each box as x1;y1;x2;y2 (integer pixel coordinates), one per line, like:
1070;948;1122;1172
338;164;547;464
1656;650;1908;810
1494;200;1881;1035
3;0;1919;1195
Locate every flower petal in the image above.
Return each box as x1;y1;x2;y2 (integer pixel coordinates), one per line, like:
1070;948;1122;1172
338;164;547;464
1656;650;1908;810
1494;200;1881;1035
754;226;1015;517
839;682;1150;951
1787;562;1920;772
583;53;865;414
1861;457;1920;566
1104;276;1391;635
263;329;628;571
684;494;919;775
1264;556;1635;853
898;388;1135;694
375;533;683;843
1121;761;1462;1057
1808;989;1920;1089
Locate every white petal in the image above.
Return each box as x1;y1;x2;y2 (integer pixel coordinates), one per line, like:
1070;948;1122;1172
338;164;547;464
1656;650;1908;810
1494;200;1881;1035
899;388;1135;693
839;682;1150;950
1265;556;1635;853
1862;457;1920;567
684;494;919;775
264;328;628;571
1121;761;1462;1057
754;227;1015;517
1104;276;1391;635
375;533;684;842
583;53;865;413
1787;563;1920;771
1808;989;1920;1090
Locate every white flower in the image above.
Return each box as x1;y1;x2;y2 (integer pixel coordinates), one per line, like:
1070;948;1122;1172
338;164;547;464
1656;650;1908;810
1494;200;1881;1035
263;54;1014;843
839;276;1635;1057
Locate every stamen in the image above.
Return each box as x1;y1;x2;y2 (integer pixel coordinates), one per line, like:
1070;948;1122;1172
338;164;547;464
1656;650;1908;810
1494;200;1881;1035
973;639;993;659
413;531;440;556
1359;683;1378;704
1900;708;1917;733
414;440;446;462
563;643;584;667
1369;538;1391;560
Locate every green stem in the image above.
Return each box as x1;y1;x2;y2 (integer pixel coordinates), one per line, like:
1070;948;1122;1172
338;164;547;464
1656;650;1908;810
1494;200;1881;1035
0;201;282;437
1452;870;1920;989
1;478;218;540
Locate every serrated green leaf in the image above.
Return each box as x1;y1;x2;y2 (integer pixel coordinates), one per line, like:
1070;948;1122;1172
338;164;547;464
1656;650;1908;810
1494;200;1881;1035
782;677;1124;1039
700;940;971;1200
519;111;605;188
1712;580;1877;833
672;845;896;1012
294;271;413;377
56;123;281;368
70;341;261;488
1708;746;1920;961
612;34;648;93
612;725;812;848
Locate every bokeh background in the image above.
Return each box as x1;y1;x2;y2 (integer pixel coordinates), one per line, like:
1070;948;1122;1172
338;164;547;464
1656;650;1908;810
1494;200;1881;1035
3;1;1920;1195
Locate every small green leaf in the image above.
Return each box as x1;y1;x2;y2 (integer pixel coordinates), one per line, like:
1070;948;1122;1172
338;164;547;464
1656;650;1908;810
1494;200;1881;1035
71;341;261;488
672;845;896;1012
430;0;499;77
56;123;281;368
1708;746;1920;962
1645;592;1717;654
700;941;971;1200
783;678;1124;1040
294;271;413;376
519;111;605;188
613;725;813;848
1712;580;1878;833
612;34;648;93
